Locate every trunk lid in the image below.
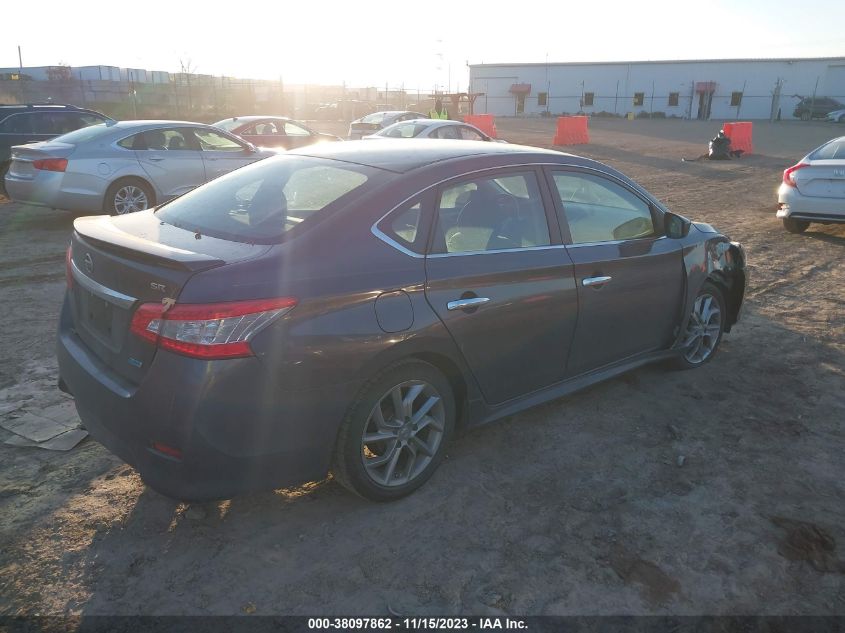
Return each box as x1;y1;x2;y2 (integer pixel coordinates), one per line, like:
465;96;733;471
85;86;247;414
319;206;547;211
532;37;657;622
795;160;845;198
8;142;76;179
69;210;271;384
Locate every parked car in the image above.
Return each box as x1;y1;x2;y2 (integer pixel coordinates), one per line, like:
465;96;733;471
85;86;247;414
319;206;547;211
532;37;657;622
58;140;746;502
213;116;341;150
777;135;845;233
0;103;111;194
793;97;844;121
826;108;845;123
366;118;503;142
348;111;427;139
4;120;275;214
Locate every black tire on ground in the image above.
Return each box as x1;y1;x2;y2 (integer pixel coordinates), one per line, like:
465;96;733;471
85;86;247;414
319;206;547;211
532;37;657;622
103;178;155;215
0;161;9;196
673;281;727;370
332;359;455;502
783;217;810;234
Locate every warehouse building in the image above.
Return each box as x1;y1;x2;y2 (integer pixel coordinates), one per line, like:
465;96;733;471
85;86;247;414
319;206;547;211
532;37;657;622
468;57;845;120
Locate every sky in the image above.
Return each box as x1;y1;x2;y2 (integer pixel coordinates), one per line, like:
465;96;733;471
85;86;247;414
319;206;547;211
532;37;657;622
3;0;843;91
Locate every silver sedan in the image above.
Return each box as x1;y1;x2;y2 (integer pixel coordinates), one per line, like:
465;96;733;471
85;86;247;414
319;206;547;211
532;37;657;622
4;120;276;214
777;135;845;233
364;118;503;142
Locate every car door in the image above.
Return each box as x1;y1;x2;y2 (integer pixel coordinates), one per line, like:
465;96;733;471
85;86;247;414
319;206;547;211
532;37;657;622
548;168;684;375
424;169;579;404
194;127;258;181
281;120;316;149
133;127;206;199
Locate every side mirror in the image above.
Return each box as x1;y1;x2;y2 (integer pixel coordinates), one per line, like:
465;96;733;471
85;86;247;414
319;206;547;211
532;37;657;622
664;211;691;239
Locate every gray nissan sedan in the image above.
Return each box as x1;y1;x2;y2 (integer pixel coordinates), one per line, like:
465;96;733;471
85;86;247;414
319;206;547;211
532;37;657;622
58;140;747;501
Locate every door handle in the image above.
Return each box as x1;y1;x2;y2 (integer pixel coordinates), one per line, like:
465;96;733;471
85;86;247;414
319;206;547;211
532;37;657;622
582;276;612;287
447;297;490;311
148;157;164;162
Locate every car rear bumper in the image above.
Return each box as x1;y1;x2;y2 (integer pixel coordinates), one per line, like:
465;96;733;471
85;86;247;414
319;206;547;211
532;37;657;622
57;295;357;500
777;185;845;223
5;171;103;212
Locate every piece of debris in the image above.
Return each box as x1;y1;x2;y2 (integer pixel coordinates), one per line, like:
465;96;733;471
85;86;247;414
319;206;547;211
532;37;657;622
609;545;681;604
1;411;78;443
770;516;845;574
4;428;88;451
677;455;686;467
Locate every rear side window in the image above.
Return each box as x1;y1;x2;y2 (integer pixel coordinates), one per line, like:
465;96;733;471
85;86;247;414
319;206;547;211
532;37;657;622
0;113;32;134
383;123;428;138
156;156;371;244
810;139;845;160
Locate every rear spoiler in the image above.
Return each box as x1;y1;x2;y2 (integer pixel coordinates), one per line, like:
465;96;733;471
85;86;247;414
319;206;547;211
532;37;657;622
73;215;224;272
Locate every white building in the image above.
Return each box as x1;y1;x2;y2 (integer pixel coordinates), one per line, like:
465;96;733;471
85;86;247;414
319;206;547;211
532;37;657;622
469;57;845;120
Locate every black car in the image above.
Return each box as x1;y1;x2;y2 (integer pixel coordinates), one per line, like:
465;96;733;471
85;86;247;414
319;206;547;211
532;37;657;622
58;140;746;502
0;103;111;193
793;96;844;121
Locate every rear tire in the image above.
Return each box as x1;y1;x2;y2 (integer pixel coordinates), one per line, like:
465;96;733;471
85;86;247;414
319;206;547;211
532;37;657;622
104;178;155;215
783;217;809;233
332;359;455;501
0;161;9;196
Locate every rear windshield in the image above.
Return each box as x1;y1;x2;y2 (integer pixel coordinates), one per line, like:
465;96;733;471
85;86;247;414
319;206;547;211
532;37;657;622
52;123;114;144
381;122;429;138
156;156;371;244
810;138;845;160
213;119;243;132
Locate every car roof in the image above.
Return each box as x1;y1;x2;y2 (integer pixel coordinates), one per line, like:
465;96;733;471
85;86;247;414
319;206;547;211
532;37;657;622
0;103;107;117
215;115;293;124
289;139;571;173
105;120;214;130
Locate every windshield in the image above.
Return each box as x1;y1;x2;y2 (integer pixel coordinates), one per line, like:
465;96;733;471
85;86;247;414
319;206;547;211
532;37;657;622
52;123;114;144
212;119;244;132
156;156;372;244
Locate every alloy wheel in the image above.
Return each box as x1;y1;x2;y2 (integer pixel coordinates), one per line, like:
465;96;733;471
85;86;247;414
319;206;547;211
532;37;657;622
113;185;149;214
682;293;722;364
361;380;445;487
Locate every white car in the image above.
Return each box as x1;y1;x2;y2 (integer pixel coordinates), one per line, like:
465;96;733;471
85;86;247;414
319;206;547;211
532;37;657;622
365;119;504;142
826;108;845;123
777;136;845;233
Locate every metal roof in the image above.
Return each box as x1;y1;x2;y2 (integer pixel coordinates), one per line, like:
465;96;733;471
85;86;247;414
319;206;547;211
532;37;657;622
470;56;845;69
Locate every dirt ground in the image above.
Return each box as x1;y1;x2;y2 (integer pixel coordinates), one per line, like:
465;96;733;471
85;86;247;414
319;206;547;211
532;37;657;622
0;118;843;616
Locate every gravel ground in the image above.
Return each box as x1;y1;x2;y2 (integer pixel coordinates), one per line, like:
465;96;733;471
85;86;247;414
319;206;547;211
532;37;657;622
0;118;843;616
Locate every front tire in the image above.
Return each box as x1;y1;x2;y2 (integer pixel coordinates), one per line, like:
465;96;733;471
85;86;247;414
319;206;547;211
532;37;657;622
674;282;726;370
104;178;155;215
332;359;455;501
783;217;809;233
0;161;9;196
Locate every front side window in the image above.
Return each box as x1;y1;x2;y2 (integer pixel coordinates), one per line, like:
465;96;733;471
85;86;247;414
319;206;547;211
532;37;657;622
553;171;656;244
433;126;461;140
156;156;371;244
194;129;244;151
458;126;485;141
284;121;310;136
434;172;550;254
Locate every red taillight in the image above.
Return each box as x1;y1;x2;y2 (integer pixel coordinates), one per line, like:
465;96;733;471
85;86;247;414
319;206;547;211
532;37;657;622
32;158;68;172
129;297;297;360
65;244;73;289
783;162;808;187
